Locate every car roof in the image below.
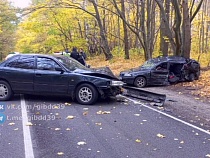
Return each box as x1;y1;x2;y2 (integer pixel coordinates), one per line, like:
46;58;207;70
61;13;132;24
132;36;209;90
150;56;186;64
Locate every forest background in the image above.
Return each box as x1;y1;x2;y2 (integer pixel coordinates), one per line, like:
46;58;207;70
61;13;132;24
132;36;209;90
0;0;209;99
0;0;210;97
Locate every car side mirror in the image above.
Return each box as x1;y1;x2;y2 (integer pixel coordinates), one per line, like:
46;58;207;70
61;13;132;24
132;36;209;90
55;67;64;73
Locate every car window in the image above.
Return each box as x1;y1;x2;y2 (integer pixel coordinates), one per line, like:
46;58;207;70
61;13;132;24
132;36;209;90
141;60;156;69
156;62;168;70
5;56;35;69
54;55;88;71
37;57;61;71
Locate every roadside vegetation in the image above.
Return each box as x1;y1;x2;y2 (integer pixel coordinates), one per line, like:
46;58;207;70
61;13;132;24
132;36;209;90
87;54;210;101
0;0;209;99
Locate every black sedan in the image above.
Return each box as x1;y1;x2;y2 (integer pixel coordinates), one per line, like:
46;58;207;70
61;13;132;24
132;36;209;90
0;54;124;105
119;56;200;88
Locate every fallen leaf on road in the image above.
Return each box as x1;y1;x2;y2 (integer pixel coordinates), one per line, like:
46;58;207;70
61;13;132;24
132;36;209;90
95;122;102;126
66;128;71;131
66;115;74;119
157;133;165;138
35;112;40;115
135;139;141;143
65;102;71;106
180;141;184;144
55;128;61;131
77;141;86;145
53;106;59;109
57;152;64;155
14;128;18;131
206;154;210;157
83;111;88;116
97;111;111;114
8;122;15;126
134;114;140;116
26;122;33;126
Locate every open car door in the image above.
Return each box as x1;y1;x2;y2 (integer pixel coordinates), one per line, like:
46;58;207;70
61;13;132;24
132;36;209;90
150;62;169;86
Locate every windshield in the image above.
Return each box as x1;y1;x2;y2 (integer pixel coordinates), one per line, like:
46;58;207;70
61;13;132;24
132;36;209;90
141;60;156;69
54;55;88;71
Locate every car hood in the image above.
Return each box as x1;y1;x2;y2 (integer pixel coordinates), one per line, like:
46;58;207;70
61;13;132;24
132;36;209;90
121;67;150;74
73;67;118;80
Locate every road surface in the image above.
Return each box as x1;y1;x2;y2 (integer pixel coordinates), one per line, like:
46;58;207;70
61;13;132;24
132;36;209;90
0;93;210;158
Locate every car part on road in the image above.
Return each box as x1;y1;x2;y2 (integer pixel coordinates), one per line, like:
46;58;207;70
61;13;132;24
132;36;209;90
122;86;166;106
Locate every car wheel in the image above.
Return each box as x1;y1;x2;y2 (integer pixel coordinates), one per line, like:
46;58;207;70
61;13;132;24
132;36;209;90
76;84;98;105
195;71;200;80
134;76;146;88
0;81;13;101
188;73;195;82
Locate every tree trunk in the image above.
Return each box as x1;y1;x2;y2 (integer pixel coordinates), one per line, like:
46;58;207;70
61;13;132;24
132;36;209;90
160;0;170;56
182;0;191;58
155;0;176;53
121;0;129;59
89;0;113;60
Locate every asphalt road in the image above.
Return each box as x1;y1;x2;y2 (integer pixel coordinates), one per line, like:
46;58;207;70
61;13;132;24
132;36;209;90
0;94;210;158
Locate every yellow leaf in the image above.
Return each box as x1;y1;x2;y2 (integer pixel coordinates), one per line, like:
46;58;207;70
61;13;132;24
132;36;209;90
157;133;165;138
95;122;102;126
57;152;64;155
26;122;33;126
65;102;71;106
8;122;15;126
83;111;88;116
136;139;141;143
36;112;40;115
66;115;74;119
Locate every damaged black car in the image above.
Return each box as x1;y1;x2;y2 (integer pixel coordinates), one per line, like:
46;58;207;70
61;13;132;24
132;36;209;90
119;56;200;88
0;54;124;105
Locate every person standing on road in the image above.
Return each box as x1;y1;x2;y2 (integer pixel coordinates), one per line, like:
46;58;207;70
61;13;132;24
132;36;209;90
70;47;80;61
79;48;87;60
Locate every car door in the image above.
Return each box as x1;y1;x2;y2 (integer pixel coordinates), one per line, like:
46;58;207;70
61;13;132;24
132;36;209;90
3;55;35;92
150;62;169;85
34;57;69;94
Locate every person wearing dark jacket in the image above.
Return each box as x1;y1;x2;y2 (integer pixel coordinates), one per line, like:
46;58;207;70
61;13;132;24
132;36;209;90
70;47;79;61
79;48;87;60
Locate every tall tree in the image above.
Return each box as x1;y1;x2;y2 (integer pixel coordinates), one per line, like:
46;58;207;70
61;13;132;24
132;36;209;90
160;0;170;56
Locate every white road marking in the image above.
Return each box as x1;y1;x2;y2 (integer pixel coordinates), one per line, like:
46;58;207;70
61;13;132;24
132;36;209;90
120;95;210;136
21;95;35;158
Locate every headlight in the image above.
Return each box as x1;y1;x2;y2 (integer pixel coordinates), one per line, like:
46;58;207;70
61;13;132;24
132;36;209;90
124;73;132;77
110;81;125;86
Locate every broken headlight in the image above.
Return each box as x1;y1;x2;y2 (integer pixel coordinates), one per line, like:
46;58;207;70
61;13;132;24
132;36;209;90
110;81;125;86
124;73;132;77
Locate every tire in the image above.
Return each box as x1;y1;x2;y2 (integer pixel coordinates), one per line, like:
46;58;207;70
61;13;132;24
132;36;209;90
134;76;146;88
188;73;195;82
75;83;98;105
195;71;200;80
0;80;13;101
